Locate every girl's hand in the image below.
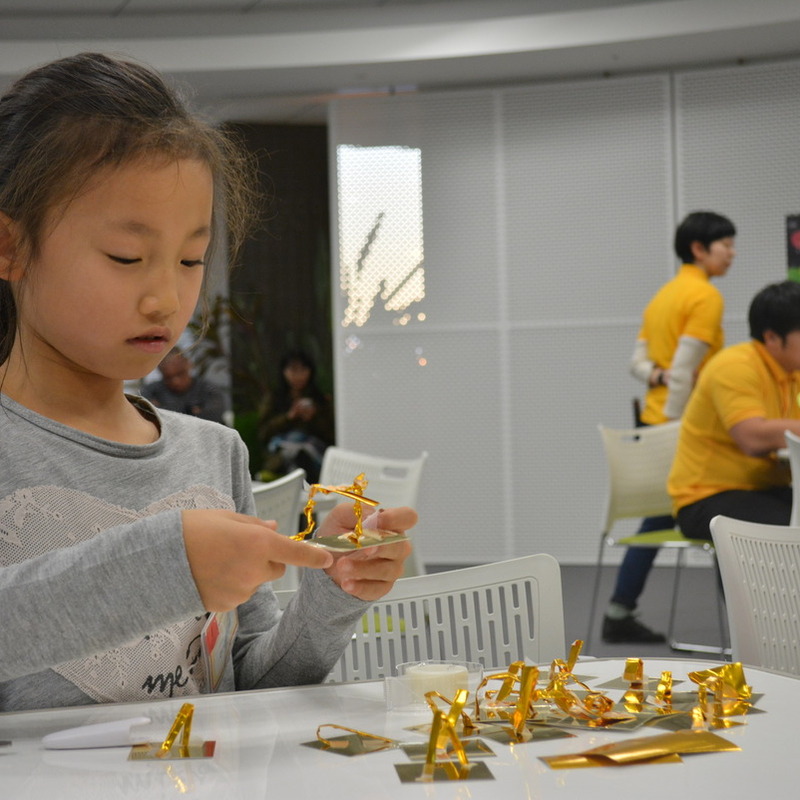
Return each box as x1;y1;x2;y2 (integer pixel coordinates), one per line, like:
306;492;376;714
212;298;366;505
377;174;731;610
319;504;417;601
181;509;334;612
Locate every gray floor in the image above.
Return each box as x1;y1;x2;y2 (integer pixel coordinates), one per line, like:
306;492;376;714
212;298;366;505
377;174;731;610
428;562;730;661
562;563;729;659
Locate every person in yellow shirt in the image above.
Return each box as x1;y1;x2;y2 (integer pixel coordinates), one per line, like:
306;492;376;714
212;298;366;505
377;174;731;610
669;280;800;540
632;211;736;425
603;211;736;644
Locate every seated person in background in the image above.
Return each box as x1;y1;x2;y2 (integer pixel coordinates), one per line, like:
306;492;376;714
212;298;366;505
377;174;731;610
261;351;334;483
603;210;736;643
142;348;227;424
669;280;800;543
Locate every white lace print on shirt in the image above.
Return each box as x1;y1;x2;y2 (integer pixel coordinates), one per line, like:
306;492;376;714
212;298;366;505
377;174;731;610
0;484;234;703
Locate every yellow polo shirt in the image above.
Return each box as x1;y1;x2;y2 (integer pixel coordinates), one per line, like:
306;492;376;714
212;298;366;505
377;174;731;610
639;264;724;425
668;340;800;512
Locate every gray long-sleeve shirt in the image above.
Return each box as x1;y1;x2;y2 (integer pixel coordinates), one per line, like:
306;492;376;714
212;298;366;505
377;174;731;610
0;394;367;712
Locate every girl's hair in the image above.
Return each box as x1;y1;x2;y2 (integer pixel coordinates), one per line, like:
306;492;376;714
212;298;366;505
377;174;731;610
0;51;259;363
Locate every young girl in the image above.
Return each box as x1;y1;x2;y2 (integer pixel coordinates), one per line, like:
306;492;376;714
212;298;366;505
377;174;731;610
0;52;415;712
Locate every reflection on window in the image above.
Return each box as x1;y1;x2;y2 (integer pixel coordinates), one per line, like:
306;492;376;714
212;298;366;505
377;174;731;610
337;144;425;327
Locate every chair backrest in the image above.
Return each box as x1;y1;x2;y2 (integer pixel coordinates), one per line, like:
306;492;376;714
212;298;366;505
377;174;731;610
251;468;306;536
318;447;429;576
252;469;306;591
710;514;800;676
785;430;800;526
598;421;681;530
319;447;428;510
326;554;565;682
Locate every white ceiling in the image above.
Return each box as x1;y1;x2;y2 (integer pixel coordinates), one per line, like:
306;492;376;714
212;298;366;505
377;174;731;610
0;0;798;123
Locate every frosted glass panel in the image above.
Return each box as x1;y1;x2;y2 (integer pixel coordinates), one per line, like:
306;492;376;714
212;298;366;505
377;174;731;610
332;92;499;327
337;145;424;328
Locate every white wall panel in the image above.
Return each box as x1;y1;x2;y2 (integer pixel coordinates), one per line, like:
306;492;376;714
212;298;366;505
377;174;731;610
502;75;674;322
332;328;505;565
329;58;798;567
676;60;800;329
508;322;643;565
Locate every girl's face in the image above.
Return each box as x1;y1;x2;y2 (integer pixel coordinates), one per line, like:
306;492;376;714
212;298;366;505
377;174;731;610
15;157;212;384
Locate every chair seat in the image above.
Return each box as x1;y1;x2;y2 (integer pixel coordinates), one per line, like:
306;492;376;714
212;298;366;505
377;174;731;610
612;530;713;549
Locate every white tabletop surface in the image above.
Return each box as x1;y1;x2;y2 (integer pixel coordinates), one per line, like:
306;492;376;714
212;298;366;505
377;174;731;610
0;657;796;799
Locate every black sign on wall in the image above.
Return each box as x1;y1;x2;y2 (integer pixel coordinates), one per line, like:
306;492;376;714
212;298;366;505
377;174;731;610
787;215;800;279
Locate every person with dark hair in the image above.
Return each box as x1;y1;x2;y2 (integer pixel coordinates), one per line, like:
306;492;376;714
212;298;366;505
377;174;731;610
632;211;737;424
0;52;415;713
261;351;334;483
669;280;800;540
142;347;227;424
602;211;736;643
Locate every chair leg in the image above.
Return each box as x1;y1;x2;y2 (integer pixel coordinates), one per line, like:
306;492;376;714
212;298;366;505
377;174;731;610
665;549;684;644
713;553;730;654
585;533;608;653
669;550;731;656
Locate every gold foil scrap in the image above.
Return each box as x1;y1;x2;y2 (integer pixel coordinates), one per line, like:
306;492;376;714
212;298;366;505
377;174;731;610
566;639;583;672
395;761;494;783
309;724;398;755
694;679;745;729
129;703;215;761
547;640;584;685
295;472;379;543
425;711;467;771
475;663;527;721
541;729;740;769
159;703;193;759
424;689;478;736
654;671;673;709
688;662;752;702
397;690;498;782
511;666;539;736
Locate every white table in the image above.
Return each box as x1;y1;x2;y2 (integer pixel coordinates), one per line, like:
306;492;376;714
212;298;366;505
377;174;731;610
1;657;796;799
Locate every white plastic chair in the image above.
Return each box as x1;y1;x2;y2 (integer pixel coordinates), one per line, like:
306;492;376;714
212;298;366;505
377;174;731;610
710;515;800;676
324;554;564;682
251;468;306;590
317;447;428;577
586;422;727;654
784;430;800;526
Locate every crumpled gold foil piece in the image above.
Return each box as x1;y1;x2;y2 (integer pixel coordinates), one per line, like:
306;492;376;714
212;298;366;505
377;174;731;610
688;662;753;723
478;642;635;730
689;662;752;702
623;658;645;714
655;671;673;709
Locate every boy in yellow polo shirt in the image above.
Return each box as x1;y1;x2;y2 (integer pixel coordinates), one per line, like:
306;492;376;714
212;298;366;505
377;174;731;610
603;211;736;644
632;211;736;425
669;280;800;541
